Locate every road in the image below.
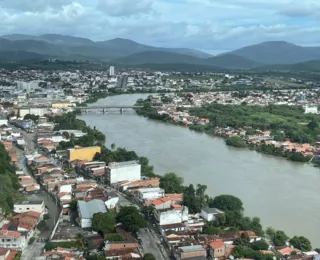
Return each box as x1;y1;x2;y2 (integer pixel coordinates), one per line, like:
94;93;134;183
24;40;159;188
21;242;45;260
139;228;168;260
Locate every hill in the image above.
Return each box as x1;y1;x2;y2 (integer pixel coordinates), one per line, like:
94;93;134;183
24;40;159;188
0;34;211;61
206;54;262;69
112;51;206;65
255;60;320;72
229;41;320;64
0;51;48;61
133;63;224;72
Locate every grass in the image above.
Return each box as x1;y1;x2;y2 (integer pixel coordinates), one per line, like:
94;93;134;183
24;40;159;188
264;77;304;87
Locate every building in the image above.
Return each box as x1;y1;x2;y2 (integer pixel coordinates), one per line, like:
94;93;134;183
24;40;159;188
304;106;318;114
0;230;26;250
51;101;72;109
13;200;45;215
109;66;115;76
177;245;207;259
137;187;165;201
200;207;224;222
106;161;141;185
154;206;188;226
67;146;101;162
77;200;107;228
0;248;18;260
209;240;226;259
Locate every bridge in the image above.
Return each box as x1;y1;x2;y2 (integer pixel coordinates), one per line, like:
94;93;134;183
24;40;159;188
75;105;163;114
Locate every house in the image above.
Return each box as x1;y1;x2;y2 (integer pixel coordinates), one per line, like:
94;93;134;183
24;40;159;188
0;230;26;250
0;248;17;260
13;200;45;215
137;187;165;201
176;245;207;259
154;206;188;226
67;146;101;162
209;240;225;259
77;200;107;228
106;161;141;185
201;207;224;222
104;192;119;209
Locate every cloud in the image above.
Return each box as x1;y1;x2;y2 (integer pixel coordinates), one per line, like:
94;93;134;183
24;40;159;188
97;0;153;16
0;0;73;12
0;0;319;52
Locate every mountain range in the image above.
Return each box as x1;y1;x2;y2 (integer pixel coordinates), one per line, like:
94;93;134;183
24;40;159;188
1;34;320;70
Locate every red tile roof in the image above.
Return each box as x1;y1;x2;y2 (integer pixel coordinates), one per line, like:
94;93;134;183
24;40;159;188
210;240;225;249
0;230;21;238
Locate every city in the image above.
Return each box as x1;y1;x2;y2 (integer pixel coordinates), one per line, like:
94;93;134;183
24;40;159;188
1;0;320;259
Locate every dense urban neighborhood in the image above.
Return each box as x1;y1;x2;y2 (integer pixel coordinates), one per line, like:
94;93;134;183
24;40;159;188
0;65;320;260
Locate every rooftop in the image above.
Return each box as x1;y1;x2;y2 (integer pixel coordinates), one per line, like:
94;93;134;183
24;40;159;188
78;199;107;219
202;207;224;214
108;160;139;169
15;200;43;205
180;245;205;252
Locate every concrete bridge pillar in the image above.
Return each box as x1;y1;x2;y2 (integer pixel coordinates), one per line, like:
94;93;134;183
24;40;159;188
120;108;123;114
102;108;105;114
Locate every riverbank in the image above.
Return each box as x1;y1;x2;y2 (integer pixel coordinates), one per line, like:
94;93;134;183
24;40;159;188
134;96;317;164
78;94;320;247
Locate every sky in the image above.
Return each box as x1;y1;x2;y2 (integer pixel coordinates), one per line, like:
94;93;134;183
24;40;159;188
0;0;320;53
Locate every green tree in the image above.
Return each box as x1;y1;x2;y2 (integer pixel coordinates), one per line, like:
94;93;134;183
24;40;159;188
116;206;147;232
308;119;318;130
203;226;220;235
226;136;247;148
24;114;39;122
92;211;116;234
143;253;156;260
250;240;269;250
183;184;201;214
37;220;47;231
160;172;184;193
74;233;86;250
111;143;116;150
289;236;312;251
211;195;244;211
271;230;289;246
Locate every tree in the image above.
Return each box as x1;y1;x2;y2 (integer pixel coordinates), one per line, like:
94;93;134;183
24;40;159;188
211;195;243;212
143;253;156;260
92;211;116;234
315;248;320;253
24;114;39;122
74;233;86;250
160;172;184;193
250;240;269;250
116;206;147;232
308;119;318;130
111;143;116;150
226;136;246;148
289;236;312;251
183;184;201;214
37;220;47;231
271;230;289;246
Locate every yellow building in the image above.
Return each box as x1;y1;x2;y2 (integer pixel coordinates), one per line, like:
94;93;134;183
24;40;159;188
52;101;72;108
67;146;101;162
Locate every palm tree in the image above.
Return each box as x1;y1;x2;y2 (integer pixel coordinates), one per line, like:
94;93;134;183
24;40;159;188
74;233;86;251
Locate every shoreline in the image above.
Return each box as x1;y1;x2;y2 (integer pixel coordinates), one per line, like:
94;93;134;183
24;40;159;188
134;99;315;165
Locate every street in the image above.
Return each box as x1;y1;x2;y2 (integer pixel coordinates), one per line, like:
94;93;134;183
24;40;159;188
139;228;169;260
21;242;45;260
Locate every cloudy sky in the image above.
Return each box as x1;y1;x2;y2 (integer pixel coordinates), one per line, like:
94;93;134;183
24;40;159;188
0;0;319;53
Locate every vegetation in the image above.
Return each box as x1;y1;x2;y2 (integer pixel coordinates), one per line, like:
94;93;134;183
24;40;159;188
92;211;116;234
45;241;77;251
211;195;244;211
37;219;47;230
160;172;184;193
289;236;312;251
28;237;36;245
226;136;247;148
266;227;288;246
143;253;156;260
24;114;39;122
116;206;147;232
0;143;21;215
74;233;86;250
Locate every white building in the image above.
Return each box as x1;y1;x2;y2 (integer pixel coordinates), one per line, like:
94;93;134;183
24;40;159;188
0;119;8;126
109;66;115;76
304;106;318;114
58;184;72;194
154;206;189;226
200;207;224;222
106;161;141;185
105;191;119;209
137;187;165;201
0;230;26;250
14;200;45;215
78;199;107;228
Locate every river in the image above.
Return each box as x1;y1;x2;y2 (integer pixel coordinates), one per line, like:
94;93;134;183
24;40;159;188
79;94;320;247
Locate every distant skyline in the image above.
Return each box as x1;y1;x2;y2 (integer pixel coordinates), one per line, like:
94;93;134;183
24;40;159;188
0;0;319;53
